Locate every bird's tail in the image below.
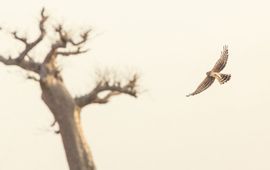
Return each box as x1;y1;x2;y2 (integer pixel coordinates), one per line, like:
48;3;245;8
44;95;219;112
217;73;231;84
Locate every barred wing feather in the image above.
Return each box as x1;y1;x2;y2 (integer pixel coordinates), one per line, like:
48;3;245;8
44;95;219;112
211;45;228;72
186;76;215;97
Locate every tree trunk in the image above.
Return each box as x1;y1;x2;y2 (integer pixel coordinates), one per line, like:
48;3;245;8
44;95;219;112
58;107;95;170
40;77;95;170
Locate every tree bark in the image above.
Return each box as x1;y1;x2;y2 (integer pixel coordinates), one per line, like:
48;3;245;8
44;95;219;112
40;77;95;170
58;108;95;170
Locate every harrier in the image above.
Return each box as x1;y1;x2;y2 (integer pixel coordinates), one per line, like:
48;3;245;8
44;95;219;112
186;45;231;97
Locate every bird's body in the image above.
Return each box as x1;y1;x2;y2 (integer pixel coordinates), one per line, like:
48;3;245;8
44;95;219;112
187;46;231;97
208;71;231;84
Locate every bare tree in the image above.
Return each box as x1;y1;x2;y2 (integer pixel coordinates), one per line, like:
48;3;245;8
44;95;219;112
0;8;139;170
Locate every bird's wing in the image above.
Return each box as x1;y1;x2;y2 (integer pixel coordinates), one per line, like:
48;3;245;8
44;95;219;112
186;76;215;97
211;45;229;72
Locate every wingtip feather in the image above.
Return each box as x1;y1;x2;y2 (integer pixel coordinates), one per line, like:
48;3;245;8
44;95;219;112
186;94;192;97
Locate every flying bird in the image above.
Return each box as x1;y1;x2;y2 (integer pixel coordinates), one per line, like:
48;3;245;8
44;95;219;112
186;45;231;97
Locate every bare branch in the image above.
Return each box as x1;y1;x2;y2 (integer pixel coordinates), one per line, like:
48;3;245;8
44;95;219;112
69;29;91;46
0;55;41;73
42;25;67;63
40;8;47;32
44;25;90;64
91;91;121;104
75;73;139;108
54;25;90;47
51;119;57;127
15;8;48;62
56;47;88;56
50;119;60;134
25;54;35;63
12;31;28;45
26;74;40;82
55;25;68;43
0;8;47;74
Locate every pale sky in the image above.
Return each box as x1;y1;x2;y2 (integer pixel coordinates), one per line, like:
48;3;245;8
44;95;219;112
1;0;270;170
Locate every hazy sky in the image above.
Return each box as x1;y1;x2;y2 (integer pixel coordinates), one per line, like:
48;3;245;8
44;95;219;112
1;0;270;170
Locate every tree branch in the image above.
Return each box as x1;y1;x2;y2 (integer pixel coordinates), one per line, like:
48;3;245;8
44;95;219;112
15;7;48;62
75;74;138;108
26;73;40;82
43;25;90;64
12;31;28;45
68;29;91;46
56;47;88;56
0;8;47;74
0;55;41;73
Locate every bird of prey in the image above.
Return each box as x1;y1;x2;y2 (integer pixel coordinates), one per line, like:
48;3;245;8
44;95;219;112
186;45;231;97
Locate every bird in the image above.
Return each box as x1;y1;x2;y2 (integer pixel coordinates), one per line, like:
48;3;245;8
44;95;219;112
186;45;231;97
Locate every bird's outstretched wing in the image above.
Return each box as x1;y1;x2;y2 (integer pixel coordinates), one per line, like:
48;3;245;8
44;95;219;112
211;45;229;72
186;76;215;97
